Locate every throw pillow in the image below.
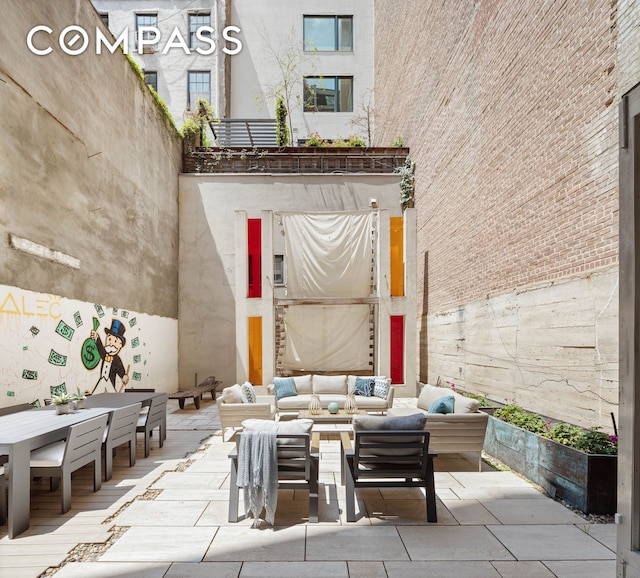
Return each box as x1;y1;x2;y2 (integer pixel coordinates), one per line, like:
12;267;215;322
241;381;257;403
221;384;244;404
273;377;298;400
428;395;455;414
353;377;374;397
373;376;390;399
453;395;480;413
352;413;427;431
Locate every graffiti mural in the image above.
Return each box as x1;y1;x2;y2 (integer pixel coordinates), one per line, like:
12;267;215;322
0;284;178;406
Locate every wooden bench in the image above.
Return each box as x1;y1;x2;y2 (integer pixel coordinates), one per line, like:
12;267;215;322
169;376;221;409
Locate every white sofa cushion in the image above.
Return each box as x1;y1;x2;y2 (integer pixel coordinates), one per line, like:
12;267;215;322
222;384;244;404
417;383;480;414
453;395;480;413
293;374;313;394
312;374;347;395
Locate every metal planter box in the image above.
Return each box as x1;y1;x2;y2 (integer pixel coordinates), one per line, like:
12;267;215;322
483;413;616;514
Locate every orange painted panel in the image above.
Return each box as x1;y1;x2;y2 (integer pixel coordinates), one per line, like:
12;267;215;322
390;217;404;296
248;316;262;384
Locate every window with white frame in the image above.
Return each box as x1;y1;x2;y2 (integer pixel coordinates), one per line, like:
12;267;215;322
303;76;353;112
188;71;211;108
135;13;158;50
189;13;211;49
303;15;353;51
274;255;286;286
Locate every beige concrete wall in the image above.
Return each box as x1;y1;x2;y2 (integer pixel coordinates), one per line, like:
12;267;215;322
373;1;620;427
0;0;182;317
0;0;182;403
178;173;414;391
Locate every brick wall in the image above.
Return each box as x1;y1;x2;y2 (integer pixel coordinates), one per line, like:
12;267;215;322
375;0;618;312
374;1;624;427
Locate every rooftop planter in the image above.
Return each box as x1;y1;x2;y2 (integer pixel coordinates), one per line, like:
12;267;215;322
482;407;617;514
183;146;409;174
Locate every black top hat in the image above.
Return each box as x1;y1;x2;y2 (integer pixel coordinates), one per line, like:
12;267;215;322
104;319;126;345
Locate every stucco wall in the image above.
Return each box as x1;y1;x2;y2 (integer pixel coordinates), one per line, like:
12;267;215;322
373;1;619;428
0;0;182;404
178;173;413;391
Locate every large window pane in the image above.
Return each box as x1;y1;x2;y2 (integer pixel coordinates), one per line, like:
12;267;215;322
144;71;157;92
304;16;353;51
189;13;211;49
304;76;353;112
188;71;211;108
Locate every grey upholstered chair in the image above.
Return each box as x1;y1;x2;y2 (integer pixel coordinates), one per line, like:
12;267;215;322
103;402;142;481
29;414;109;514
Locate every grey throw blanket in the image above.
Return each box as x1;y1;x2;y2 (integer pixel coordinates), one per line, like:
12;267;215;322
236;430;278;526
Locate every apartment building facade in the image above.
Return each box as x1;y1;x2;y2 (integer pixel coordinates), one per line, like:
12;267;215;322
91;0;374;142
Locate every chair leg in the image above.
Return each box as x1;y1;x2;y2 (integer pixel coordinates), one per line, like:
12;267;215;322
94;456;102;492
61;472;72;514
344;456;357;522
104;446;113;482
308;457;319;523
228;456;240;523
129;437;136;467
144;429;151;458
159;425;165;448
425;456;437;523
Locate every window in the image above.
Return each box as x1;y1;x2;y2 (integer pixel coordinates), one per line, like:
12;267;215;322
274;255;286;286
188;71;211;108
303;76;353;112
144;71;157;92
99;13;109;28
304;16;353;51
135;13;158;51
189;13;211;49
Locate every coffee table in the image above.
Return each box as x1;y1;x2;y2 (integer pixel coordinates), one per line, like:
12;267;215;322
281;409;383;440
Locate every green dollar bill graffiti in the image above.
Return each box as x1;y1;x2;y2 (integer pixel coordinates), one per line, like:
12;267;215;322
55;320;75;341
73;311;83;327
30;326;39;335
94;304;105;318
129;317;137;327
7;391;15;397
133;354;141;363
132;372;142;381
112;308;118;315
121;310;129;318
50;383;66;397
22;369;38;380
131;337;139;348
48;349;67;366
81;337;100;370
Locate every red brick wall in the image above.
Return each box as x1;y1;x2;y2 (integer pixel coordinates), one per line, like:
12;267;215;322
374;1;619;315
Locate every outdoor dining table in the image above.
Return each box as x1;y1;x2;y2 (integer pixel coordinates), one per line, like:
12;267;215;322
0;390;166;539
0;405;112;538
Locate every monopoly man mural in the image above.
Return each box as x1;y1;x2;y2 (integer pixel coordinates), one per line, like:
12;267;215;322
88;318;130;393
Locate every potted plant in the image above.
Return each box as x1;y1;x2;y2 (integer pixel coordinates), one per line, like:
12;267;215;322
52;393;72;415
70;388;87;410
483;403;617;514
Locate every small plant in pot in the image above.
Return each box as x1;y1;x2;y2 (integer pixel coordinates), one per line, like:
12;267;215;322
52;393;72;415
71;388;87;410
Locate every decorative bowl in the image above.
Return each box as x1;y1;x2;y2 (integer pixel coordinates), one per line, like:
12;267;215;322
327;402;340;414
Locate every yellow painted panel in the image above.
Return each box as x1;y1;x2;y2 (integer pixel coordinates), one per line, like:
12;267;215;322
248;317;263;384
390;217;404;296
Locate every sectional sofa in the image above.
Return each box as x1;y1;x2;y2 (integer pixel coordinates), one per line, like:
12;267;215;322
267;374;394;412
387;382;489;470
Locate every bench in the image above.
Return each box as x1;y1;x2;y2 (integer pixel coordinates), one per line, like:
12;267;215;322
169;376;222;409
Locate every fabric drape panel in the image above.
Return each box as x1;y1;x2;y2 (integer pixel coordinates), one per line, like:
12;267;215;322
283;212;374;298
281;305;370;371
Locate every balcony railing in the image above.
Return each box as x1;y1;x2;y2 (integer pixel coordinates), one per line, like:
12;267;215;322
183;146;409;174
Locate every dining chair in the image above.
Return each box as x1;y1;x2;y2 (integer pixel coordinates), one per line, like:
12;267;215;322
0;403;32;417
103;402;142;481
29;414;109;514
136;395;167;458
0;461;6;525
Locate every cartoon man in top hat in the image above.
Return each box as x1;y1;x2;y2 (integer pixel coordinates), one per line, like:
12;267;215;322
90;319;129;393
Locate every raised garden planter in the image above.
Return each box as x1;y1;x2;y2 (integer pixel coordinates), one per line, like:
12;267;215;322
482;410;617;514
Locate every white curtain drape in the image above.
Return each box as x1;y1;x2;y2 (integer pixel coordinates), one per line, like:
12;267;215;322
283;212;374;298
281;305;370;371
277;211;375;371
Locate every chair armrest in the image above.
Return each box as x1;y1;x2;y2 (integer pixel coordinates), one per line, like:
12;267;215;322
256;395;276;404
386;385;395;407
339;431;353;454
311;432;320;455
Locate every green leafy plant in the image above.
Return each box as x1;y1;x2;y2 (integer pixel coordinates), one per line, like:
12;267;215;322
394;156;415;209
346;135;366;147
180;98;218;147
275;96;290;146
304;132;326;147
391;135;405;147
51;393;71;405
71;387;87;401
493;404;618;455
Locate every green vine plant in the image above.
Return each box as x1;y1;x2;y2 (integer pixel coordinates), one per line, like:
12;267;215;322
395;155;415;210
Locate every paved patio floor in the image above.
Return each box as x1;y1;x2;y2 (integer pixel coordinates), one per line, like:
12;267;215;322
0;398;616;578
